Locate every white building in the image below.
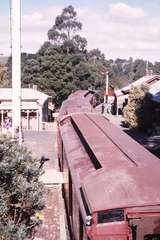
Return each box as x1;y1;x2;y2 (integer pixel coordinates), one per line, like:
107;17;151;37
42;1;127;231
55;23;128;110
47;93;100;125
114;75;160;115
0;88;53;131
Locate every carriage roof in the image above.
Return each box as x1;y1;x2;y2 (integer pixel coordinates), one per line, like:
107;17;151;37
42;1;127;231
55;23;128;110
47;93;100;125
59;91;160;213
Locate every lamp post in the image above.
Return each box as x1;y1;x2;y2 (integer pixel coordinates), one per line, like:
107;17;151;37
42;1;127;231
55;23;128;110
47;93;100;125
11;0;22;143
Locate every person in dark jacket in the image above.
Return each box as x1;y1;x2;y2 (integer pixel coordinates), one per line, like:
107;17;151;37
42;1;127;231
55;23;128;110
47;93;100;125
101;103;104;114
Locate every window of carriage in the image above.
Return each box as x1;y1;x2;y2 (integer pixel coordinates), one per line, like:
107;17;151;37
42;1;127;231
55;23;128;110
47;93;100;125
98;209;124;224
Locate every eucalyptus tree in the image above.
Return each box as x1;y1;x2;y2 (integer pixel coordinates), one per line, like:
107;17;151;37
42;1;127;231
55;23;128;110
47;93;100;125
48;5;87;53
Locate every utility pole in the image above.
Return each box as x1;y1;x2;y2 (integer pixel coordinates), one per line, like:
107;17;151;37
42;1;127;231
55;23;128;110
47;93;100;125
104;71;109;104
146;61;149;75
11;0;22;143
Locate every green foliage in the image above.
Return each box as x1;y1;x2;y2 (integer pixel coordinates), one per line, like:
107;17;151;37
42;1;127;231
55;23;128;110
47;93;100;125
0;136;45;240
123;86;153;130
132;59;146;81
0;64;8;87
123;86;143;128
6;53;37;88
154;62;160;75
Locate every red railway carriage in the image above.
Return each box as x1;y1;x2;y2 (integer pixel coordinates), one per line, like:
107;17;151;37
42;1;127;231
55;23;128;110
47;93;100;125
58;90;160;240
59;90;94;116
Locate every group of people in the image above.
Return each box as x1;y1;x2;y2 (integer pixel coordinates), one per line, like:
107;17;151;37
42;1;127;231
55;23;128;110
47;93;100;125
101;103;113;114
0;118;12;132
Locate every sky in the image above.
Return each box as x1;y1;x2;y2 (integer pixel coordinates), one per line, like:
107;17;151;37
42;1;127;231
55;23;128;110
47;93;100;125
0;0;160;62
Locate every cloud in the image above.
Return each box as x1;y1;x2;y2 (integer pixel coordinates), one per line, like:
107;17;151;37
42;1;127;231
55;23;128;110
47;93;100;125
109;2;145;20
0;2;160;62
0;6;62;55
21;7;62;53
78;4;160;61
0;16;10;55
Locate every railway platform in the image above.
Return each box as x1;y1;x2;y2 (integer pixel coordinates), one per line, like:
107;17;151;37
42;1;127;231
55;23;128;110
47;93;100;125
23;123;68;240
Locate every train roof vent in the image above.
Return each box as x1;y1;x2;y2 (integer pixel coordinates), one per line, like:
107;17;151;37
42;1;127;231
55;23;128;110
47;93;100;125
71;117;102;170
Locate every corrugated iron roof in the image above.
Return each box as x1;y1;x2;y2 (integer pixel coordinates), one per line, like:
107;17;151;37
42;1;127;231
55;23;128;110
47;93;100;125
115;75;160;96
0;88;51;105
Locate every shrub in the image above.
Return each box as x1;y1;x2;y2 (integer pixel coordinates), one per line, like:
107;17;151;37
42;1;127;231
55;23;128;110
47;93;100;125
123;85;153;131
0;136;45;240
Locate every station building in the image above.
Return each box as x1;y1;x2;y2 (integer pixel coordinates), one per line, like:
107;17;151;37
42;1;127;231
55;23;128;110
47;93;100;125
0;87;53;131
